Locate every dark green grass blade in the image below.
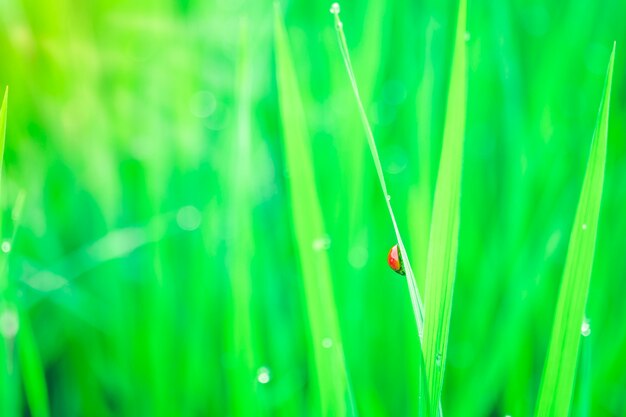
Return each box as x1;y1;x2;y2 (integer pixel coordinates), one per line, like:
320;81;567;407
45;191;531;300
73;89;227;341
17;311;50;417
422;0;467;414
274;5;352;415
535;43;615;417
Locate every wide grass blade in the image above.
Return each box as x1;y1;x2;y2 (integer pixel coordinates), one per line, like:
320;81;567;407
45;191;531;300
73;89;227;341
422;0;467;414
274;5;352;415
534;43;615;417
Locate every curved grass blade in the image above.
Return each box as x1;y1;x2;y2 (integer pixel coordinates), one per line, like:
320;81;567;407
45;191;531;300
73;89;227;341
330;3;430;415
534;43;615;417
274;5;353;415
421;0;467;414
330;0;424;348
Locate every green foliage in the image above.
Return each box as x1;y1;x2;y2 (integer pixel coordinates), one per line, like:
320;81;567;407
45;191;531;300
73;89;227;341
0;0;625;416
535;43;614;417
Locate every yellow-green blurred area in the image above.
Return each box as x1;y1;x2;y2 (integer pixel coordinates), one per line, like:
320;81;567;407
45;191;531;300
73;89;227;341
1;0;625;416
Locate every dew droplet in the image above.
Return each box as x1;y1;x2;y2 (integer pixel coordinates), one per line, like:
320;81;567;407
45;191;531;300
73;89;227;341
256;366;271;384
435;353;442;367
312;236;331;251
386;195;391;201
464;31;471;41
0;306;19;339
176;206;202;231
329;2;340;14
581;318;591;337
1;241;11;254
322;337;333;349
544;230;561;257
581;223;588;230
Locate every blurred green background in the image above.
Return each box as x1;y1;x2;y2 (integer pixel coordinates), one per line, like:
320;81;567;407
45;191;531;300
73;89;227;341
1;0;625;416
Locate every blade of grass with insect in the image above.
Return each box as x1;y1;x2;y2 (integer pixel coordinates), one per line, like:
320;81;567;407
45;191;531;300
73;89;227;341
422;0;467;414
274;5;352;415
330;3;430;415
330;1;424;348
534;43;614;417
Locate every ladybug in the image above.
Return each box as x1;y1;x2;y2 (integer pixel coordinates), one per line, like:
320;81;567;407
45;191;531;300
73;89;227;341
387;244;405;275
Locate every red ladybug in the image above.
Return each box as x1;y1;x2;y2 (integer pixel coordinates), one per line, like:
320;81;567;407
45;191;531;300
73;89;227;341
387;244;405;275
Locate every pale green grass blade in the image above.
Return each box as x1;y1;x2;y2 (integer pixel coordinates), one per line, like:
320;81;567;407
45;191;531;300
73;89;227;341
422;0;467;414
274;5;352;415
226;20;259;416
409;17;437;294
0;86;7;274
0;86;6;167
535;43;615;417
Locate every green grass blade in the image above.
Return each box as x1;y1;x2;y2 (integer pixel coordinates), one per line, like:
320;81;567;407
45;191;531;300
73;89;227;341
330;1;425;346
274;5;352;415
422;0;467;414
0;86;7;272
534;43;615;417
226;20;260;416
17;311;50;417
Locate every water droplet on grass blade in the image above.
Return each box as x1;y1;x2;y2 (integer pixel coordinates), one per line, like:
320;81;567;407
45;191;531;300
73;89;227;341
0;306;19;339
435;353;442;367
321;338;333;349
581;318;591;337
176;206;202;231
312;236;331;251
582;223;588;230
256;366;271;384
329;2;340;14
1;241;11;253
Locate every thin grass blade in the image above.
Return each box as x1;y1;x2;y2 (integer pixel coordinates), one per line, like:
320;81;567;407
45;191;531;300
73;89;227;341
274;5;352;415
534;43;615;417
422;0;467;414
330;0;424;347
330;3;430;414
